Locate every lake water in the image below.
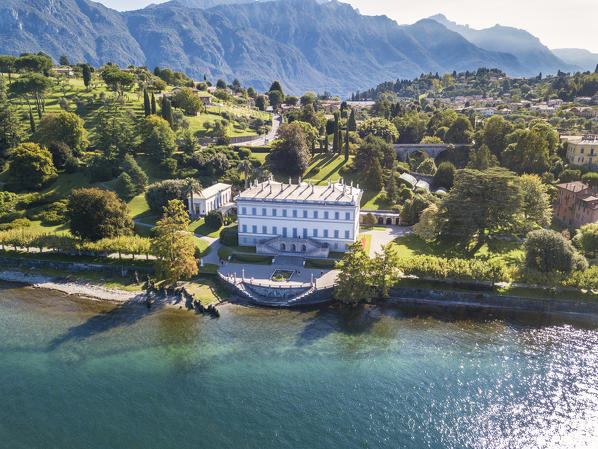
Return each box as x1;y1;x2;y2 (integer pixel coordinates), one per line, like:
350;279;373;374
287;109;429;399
1;282;598;448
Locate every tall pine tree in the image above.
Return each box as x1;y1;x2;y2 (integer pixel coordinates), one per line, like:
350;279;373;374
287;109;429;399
347;109;357;131
82;64;91;89
143;89;151;117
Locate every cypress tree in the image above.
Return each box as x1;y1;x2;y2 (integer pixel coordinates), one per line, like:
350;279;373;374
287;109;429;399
344;127;349;161
151;93;157;115
82;64;91;89
332;112;340;153
143;89;151;117
29;110;35;133
595;64;598;74
347;109;357;131
367;157;383;191
324;132;329;152
161;97;174;127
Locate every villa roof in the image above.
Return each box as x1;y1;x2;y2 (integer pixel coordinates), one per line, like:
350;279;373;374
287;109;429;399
237;179;362;206
556;181;589;193
195;183;231;200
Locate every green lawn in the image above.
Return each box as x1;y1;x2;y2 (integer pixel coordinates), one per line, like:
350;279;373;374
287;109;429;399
185;277;228;305
304;154;355;185
357;233;372;256
188;219;235;238
361;192;394;210
391;234;524;266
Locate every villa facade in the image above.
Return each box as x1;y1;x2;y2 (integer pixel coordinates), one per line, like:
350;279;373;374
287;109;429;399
188;183;232;217
566;136;598;169
237;178;362;256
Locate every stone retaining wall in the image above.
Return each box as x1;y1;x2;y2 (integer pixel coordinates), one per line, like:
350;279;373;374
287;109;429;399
0;256;154;276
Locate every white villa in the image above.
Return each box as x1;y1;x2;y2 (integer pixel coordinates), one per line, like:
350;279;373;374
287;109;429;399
237;177;363;257
188;183;232;217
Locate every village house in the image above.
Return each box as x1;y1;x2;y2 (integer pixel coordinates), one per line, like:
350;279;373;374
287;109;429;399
188;183;233;217
237;177;362;256
52;67;74;77
566;135;598;168
554;181;598;228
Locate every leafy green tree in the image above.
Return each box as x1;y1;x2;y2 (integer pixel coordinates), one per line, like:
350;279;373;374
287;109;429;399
524;229;587;273
520;174;551;229
0;55;17;83
467;144;498;170
416;158;437;175
359;117;399;143
581;172;598;189
333;241;372;304
95;102;137;160
438;168;523;247
574;223;598;257
38;111;88;156
101;67;134;97
255;95;267;111
82;64;92;89
401;193;436;225
151;92;157;114
269;123;310;176
481;115;513;158
143;89;151;116
298;103;321;129
6;142;57;190
393;113;427;143
121;154;147;194
502;128;550;174
420;136;443;144
179;129;198;155
433;161;456;189
247;86;256;98
269;80;284;97
172;87;202;115
15;54;53;74
140;115;176;162
292;120;319;150
205;210;224;230
268;90;284;109
370;244;401;298
67;188;133;241
355;135;395;174
115;172;135;201
300;92;317;105
145;179;189;215
151;199;198;283
9;74;53;118
362;213;377;226
413;204;440;242
444;115;473;144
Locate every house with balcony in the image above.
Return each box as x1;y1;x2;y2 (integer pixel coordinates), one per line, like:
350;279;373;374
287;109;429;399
554;181;598;228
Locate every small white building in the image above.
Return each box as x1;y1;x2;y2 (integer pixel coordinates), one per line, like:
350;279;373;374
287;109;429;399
237;177;363;255
188;183;232;217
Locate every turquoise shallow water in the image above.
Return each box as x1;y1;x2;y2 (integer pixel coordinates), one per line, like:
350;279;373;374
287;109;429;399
1;283;598;448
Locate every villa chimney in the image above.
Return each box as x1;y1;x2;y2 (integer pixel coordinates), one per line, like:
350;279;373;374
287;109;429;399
312;185;315;194
350;180;353;187
269;184;272;194
298;176;302;184
328;179;331;188
280;183;284;193
288;177;292;185
308;179;311;186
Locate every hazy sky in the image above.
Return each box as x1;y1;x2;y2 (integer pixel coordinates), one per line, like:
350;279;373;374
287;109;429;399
97;0;598;52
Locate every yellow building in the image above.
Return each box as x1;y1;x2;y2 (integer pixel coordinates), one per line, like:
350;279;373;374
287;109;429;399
566;136;598;168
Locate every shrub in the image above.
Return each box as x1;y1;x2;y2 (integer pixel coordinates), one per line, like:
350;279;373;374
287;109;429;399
433;161;456;189
218;246;233;261
220;225;238;247
524;229;587;273
205;210;224;230
558;169;581;183
416;158;437;175
0;218;31;231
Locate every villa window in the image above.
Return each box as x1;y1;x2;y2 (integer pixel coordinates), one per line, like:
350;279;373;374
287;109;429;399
282;227;287;237
313;229;318;237
252;207;256;215
242;225;247;233
262;226;267;234
303;210;308;218
293;228;298;238
262;208;267;216
293;210;297;218
314;211;318;219
272;209;277;216
282;209;287;217
334;230;339;238
252;225;257;234
303;228;308;238
334;212;339;220
324;211;329;219
345;212;350;220
345;230;350;239
272;226;277;235
242;207;246;215
324;230;329;238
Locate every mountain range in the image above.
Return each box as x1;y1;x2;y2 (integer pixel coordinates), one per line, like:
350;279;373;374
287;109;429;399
0;0;595;96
